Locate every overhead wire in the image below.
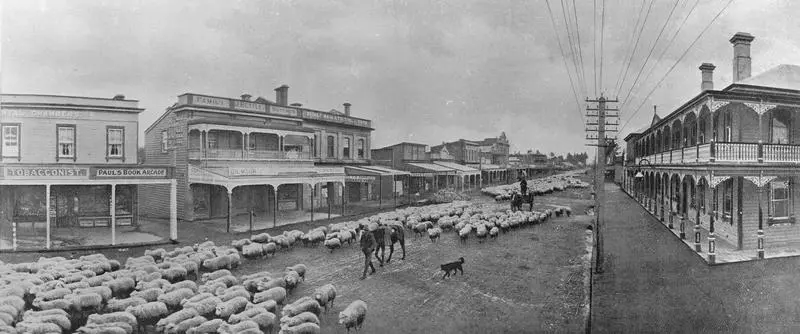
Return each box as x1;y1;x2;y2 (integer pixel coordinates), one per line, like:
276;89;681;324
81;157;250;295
544;0;586;124
599;0;606;95
614;0;656;100
611;0;646;97
618;0;682;109
619;0;737;135
593;0;598;97
570;0;588;98
624;0;699;110
560;0;586;97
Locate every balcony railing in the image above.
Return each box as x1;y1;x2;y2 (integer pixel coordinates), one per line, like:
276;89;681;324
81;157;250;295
633;141;800;166
189;148;312;161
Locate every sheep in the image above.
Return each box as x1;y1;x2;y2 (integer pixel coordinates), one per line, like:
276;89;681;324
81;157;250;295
218;288;251;302
338;300;367;333
186;318;225;334
166;315;207;334
253;287;287;305
102;277;136;298
136;278;170;291
228;306;268;324
476;225;488;243
134;271;162;284
458;226;471;244
180;292;213;307
75;322;132;334
33;287;71;303
427;227;442;242
249;311;278;333
32;298;72;311
242;243;266;258
256;278;287;292
232;238;252;251
284;271;302;292
278;322;321;334
157;287;195;310
251;233;271;243
412;223;427;237
66;291;103;313
165;280;198;293
161;265;188;283
177;261;200;281
198;282;228;295
209;275;239;288
131;288;163;302
324;238;341;252
245;299;278;313
489;226;499;239
14;321;62;334
243;276;273;293
201;256;232;272
285;264;307;282
144;248;167;262
215;296;249;319
312;284;337;313
75;286;113;303
17;312;71;331
22;309;68;320
156;308;199;333
201;269;232;283
104;296;147;312
218;320;259;334
86;311;137;331
281;299;321;318
280;311;320;327
182;296;222;317
0;325;15;334
0;296;25;313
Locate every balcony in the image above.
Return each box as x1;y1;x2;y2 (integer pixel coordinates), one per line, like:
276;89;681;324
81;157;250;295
634;142;800;166
189;148;312;161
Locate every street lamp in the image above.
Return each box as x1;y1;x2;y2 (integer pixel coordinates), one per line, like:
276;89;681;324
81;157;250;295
633;158;654;213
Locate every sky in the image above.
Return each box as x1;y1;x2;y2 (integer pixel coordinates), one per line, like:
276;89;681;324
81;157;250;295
1;0;798;158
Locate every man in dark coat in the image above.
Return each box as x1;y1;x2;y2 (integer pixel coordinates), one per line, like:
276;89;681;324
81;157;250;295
373;224;387;266
359;225;377;280
519;176;528;196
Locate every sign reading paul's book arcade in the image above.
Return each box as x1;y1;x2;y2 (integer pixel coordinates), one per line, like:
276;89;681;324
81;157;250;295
91;167;171;179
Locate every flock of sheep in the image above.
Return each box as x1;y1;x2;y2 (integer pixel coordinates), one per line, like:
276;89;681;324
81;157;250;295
482;171;590;200
0;241;368;334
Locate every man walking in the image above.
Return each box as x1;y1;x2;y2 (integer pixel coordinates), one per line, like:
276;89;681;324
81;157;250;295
359;224;377;280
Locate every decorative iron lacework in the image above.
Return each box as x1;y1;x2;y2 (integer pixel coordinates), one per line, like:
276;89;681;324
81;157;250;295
744;175;778;188
743;102;778;116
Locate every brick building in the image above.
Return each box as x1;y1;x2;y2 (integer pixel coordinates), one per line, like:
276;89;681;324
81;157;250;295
0;94;176;250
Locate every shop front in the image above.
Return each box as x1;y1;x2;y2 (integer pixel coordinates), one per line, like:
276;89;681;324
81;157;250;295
0;165;176;251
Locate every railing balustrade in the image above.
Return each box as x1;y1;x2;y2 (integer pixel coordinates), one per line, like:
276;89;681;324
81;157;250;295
763;143;800;162
715;142;758;162
188;148;312;161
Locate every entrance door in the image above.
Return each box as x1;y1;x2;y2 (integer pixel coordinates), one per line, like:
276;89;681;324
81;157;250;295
55;187;78;227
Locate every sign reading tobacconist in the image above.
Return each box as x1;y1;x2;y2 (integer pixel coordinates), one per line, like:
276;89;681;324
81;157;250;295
1;167;90;179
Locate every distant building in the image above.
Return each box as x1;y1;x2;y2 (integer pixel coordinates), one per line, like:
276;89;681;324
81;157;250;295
477;132;511;166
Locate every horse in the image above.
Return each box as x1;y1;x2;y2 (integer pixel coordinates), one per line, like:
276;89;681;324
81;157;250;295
510;192;535;212
386;225;406;263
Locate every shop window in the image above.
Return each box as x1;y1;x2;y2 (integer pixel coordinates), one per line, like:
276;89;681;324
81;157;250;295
77;186;111;216
1;123;20;158
771;116;789;144
57;125;76;159
208;132;218;149
343;138;351;158
161;130;168;153
358;139;365;158
13;186;46;222
327;135;335;158
769;180;790;222
107;127;124;159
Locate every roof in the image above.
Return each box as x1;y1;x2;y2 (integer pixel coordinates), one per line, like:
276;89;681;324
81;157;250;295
361;165;411;176
405;162;456;173
432;161;480;174
187;118;314;133
736;64;800;91
374;142;428;150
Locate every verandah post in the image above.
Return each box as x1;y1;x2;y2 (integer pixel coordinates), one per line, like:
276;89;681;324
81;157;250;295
757;185;765;259
695;181;702;252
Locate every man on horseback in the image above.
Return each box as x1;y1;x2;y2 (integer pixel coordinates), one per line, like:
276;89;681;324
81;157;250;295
519;174;528;197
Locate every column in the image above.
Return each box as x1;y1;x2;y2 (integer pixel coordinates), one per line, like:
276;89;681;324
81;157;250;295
757;185;765;259
669;177;674;229
660;177;665;222
708;207;717;264
757;114;764;163
280;135;285;153
111;184;116;246
170;180;177;241
694;182;702;252
310;184;315;222
46;184;51;249
680;180;686;239
226;187;233;233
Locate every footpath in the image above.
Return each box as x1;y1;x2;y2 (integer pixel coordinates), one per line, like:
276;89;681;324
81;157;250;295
591;182;800;333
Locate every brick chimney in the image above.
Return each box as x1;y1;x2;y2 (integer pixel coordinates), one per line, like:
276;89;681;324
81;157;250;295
730;32;755;82
274;85;289;106
343;102;351;116
699;63;716;91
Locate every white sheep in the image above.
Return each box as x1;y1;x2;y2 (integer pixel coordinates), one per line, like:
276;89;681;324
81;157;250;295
182;296;222;317
218;288;251;302
489;226;499;238
215;296;249;319
278;322;321;334
104;296;147;312
281;299;321;318
312;284;337;313
286;264;307;281
209;275;239;288
228;307;267;324
156;308;199;333
201;269;232;283
164;280;198;293
136;278;170;291
217;320;259;334
180;292;213;306
14;321;62;334
130;288;163;302
103;277;136;298
280;311;320;327
338;300;367;332
157;287;194;310
476;225;488;243
86;311;137;330
324;238;341;252
242;243;266;258
249;311;278;333
427;227;442;242
186;318;224;334
165;315;207;334
256;278;287;292
75;286;113;303
284;271;302;292
245;300;278;313
17;312;71;331
253;287;287;305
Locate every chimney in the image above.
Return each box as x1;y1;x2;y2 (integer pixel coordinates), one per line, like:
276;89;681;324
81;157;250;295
730;32;755;82
699;63;716;91
290;103;303;107
343;102;351;116
112;94;125;100
274;85;289;106
241;94;251;101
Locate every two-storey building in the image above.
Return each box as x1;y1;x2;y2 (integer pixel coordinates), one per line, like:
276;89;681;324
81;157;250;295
142;85;373;231
624;32;800;262
428;143;481;190
371;142;458;195
0;94;176;250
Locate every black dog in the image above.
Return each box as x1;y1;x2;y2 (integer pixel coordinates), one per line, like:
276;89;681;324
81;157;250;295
440;257;465;279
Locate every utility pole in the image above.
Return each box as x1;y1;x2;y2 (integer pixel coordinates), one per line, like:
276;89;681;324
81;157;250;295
585;95;619;274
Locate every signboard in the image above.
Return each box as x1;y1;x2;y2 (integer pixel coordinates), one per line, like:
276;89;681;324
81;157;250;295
229;167;344;177
269;106;300;118
302;110;371;127
233;100;267;113
192;95;229;108
410;173;435;177
1;109;95;120
2;167;89;179
346;176;376;182
92;167;170;179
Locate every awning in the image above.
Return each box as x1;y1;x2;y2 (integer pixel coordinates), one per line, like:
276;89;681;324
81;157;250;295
360;165;411;176
465;164;504;171
404;163;456;176
432;161;480;176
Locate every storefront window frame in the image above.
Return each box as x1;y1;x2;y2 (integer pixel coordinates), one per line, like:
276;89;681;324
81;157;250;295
106;126;125;161
56;124;76;161
1;122;21;160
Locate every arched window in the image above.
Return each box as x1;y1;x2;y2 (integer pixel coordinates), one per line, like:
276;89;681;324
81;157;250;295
327;135;335;158
343;137;351;158
358;139;365;158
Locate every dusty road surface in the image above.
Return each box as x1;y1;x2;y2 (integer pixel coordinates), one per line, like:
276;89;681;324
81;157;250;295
0;178;593;334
